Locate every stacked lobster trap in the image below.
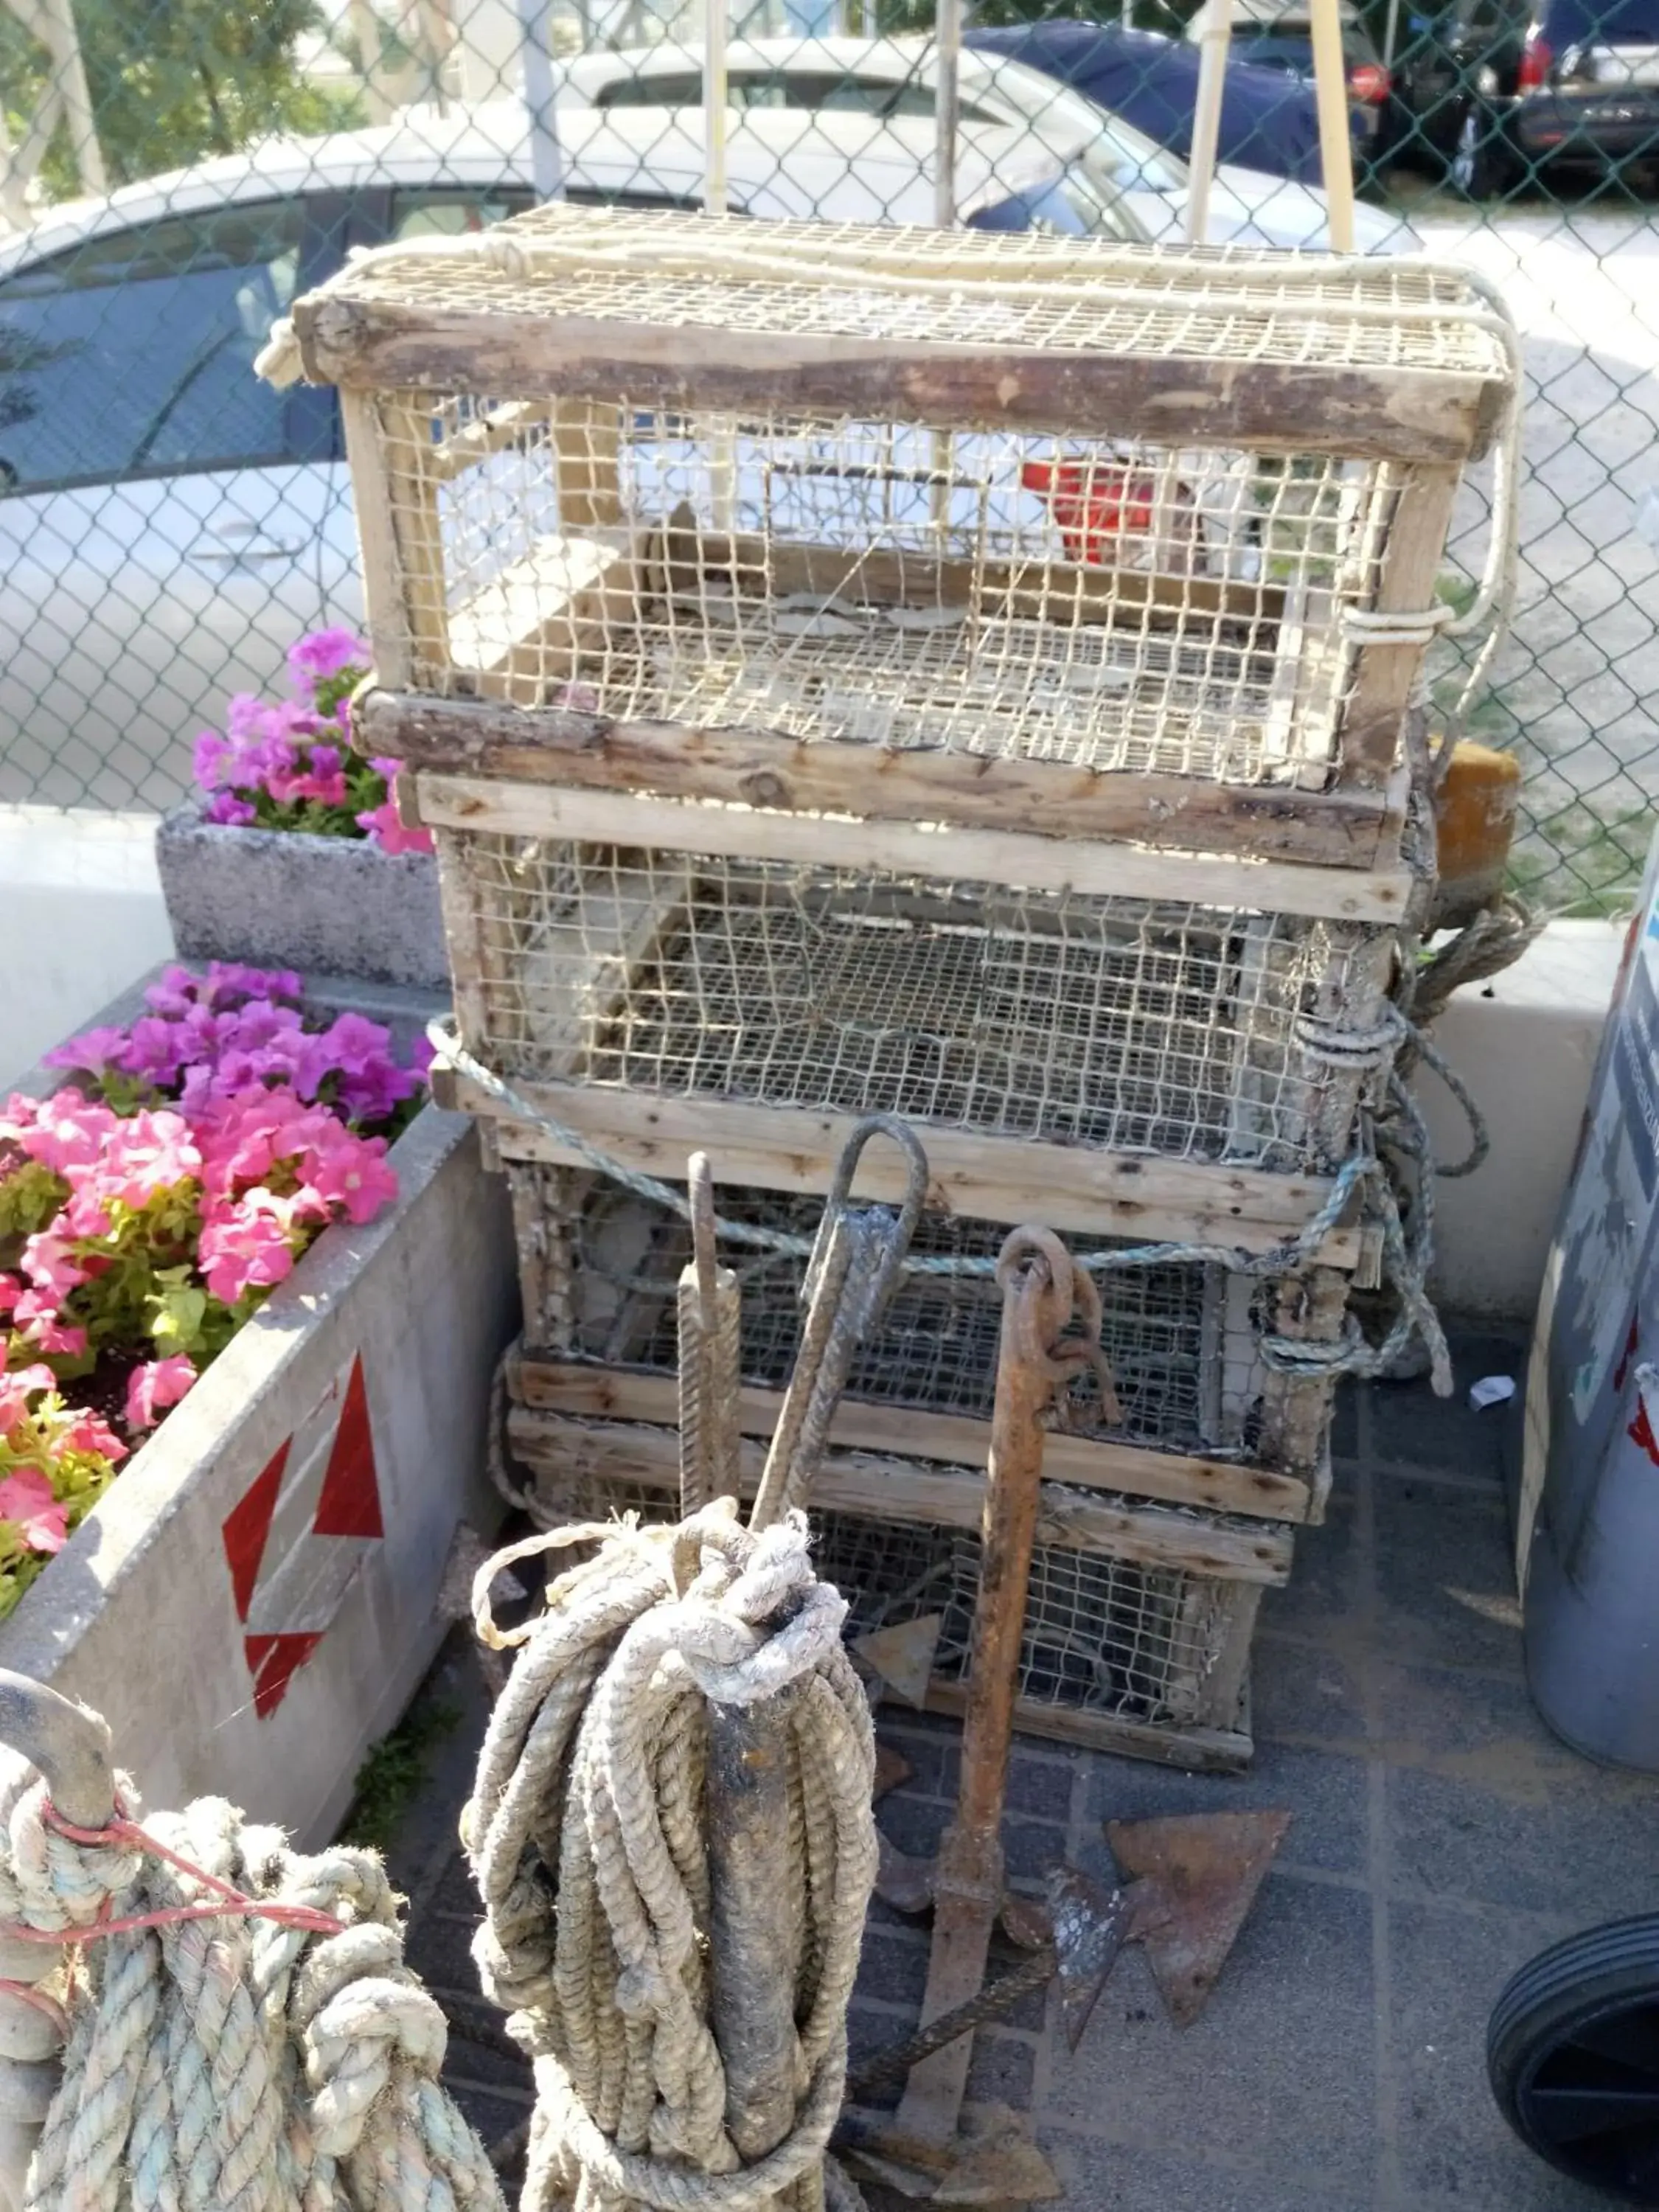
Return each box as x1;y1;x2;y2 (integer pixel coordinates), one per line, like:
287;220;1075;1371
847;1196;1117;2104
291;203;1517;1768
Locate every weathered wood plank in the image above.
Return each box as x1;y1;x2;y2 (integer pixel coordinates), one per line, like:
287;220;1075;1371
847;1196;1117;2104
340;392;415;689
509;1354;1313;1522
1337;464;1462;793
917;1679;1251;1770
411;773;1413;924
364;691;1396;866
449;1078;1364;1260
505;1408;1297;1582
296;296;1493;465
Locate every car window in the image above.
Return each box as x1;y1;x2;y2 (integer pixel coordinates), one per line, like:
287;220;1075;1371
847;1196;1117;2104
0;202;323;495
389;188;534;239
597;71;703;106
596;65;998;121
970;167;1135;240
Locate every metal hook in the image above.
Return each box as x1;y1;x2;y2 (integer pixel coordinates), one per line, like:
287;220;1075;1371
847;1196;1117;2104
689;1150;720;1321
807;1113;932;1324
0;1673;115;1834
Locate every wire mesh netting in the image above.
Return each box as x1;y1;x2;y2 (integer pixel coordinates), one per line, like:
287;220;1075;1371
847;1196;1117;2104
529;1455;1254;1733
1;4;1656;909
377;386;1422;790
536;1175;1273;1457
445;828;1382;1166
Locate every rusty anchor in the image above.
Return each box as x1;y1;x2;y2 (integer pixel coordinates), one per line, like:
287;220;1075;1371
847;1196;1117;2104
842;1226;1291;2203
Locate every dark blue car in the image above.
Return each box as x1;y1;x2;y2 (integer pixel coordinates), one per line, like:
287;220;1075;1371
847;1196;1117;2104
967;18;1363;182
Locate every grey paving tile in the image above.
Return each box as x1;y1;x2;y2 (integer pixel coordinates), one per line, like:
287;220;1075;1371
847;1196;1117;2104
1368;1338;1523;1485
854;1927;931;2011
406;1907;486;1997
1082;1738;1370;1881
1379;1663;1659;1919
1251;1630;1369;1750
1373;1476;1523;1675
1387;1895;1613;2211
1040;1873;1379;2188
1043;2132;1357;2212
1255;1495;1367;1647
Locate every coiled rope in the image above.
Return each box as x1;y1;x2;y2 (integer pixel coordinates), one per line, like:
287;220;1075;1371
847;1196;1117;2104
0;1767;502;2212
462;1503;877;2212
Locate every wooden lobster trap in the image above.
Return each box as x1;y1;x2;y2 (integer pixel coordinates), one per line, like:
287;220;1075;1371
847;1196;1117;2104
428;815;1394;1251
507;1408;1292;1772
291;202;1515;877
504;1171;1344;1525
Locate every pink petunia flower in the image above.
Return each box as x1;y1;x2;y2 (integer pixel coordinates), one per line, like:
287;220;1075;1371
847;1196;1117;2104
355;801;435;858
0;1366;57;1438
288;627;369;687
42;1026;131;1075
124;1354;198;1432
0;1469;69;1556
204;790;257;827
60;1411;127;1465
18;1231;86;1301
21;1318;88;1357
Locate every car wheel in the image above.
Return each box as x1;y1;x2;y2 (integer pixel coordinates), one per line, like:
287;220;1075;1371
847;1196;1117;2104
1450;102;1508;196
1489;1917;1659;2202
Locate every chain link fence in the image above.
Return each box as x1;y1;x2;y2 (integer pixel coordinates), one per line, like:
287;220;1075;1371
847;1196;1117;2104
1;0;1655;909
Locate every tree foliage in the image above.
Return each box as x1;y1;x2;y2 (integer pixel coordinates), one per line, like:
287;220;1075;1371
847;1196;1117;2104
1;0;363;200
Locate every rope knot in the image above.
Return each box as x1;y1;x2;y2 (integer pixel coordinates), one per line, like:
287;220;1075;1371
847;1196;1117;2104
0;1775;143;1935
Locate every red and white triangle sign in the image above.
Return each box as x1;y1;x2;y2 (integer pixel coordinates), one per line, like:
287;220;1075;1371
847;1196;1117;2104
220;1353;384;1719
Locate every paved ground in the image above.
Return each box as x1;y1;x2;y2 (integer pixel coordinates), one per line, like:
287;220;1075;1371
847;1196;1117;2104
386;1322;1659;2211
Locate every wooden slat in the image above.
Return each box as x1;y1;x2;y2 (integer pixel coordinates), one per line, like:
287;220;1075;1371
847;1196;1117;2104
364;692;1396;868
1337;465;1462;793
456;1079;1363;1262
509;1354;1312;1522
411;773;1413;925
340;392;414;689
716;532;1286;631
296;296;1494;466
917;1678;1250;1771
377;394;450;682
447;536;639;706
506;1408;1296;1582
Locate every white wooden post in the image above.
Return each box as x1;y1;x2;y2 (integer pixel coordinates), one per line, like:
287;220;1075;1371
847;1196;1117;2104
1186;0;1231;246
1309;0;1356;251
934;0;961;229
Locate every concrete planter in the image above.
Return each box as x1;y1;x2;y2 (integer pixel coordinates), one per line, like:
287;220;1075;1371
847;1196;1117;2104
0;1105;516;1848
156;806;448;990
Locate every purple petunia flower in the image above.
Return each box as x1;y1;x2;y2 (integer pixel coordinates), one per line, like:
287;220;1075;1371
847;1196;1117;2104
288;628;369;688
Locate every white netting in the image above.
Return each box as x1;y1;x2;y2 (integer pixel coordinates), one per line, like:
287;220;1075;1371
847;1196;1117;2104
381;392;1411;789
532;1178;1265;1464
326;204;1511;376
445;831;1382;1172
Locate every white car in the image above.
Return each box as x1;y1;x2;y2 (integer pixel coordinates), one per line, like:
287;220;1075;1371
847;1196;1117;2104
557;35;1413;253
0;102;1133;810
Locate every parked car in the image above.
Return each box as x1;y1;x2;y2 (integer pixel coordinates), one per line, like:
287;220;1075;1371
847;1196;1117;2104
0;102;1132;807
560;35;1411;248
1381;0;1528;167
1421;0;1659;192
1183;0;1394;146
967;18;1343;183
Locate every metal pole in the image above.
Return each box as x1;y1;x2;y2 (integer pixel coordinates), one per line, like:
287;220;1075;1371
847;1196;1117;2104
1186;0;1230;245
706;1699;803;2170
933;0;961;229
1309;0;1355;250
705;0;729;215
1382;0;1402;67
894;1231;1067;2146
516;0;564;202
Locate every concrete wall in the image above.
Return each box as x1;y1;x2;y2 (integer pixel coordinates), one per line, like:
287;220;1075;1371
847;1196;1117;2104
1;808;175;1088
0;1105;516;1848
1419;919;1625;1322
